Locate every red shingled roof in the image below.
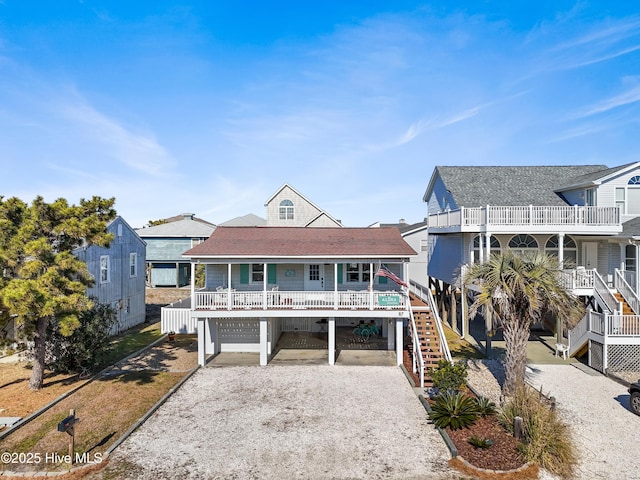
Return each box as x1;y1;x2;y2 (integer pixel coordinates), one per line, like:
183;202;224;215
184;227;416;258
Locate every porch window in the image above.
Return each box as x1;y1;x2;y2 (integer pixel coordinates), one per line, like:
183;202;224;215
626;244;636;271
279;199;294;220
345;263;371;283
508;234;538;255
585;188;596;206
545;235;577;265
616;188;626;214
471;235;500;263
251;264;264;283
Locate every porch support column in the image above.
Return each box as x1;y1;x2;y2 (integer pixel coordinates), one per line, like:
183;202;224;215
619;243;625;271
334;263;339;309
328;317;336;365
176;262;180;288
259;317;268;366
204;318;216;355
558;233;565;268
478;234;484;263
461;284;468;339
191;262;196;306
227;263;232;309
396;319;404;366
485;232;492;261
197;317;206;366
451;287;458;334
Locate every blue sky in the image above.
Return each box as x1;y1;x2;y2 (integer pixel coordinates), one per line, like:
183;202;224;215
1;1;639;228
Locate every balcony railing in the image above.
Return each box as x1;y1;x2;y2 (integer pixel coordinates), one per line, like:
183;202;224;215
428;205;620;229
193;289;407;311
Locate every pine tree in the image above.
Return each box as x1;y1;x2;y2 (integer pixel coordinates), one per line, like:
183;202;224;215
0;195;116;390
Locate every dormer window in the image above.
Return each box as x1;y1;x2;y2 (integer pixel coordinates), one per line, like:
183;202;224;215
627;176;640;214
279;199;294;220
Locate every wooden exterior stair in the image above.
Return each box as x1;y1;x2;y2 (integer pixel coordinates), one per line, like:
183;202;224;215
614;293;635;315
408;294;445;383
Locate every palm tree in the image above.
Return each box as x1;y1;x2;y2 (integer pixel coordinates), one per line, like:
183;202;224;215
463;250;584;395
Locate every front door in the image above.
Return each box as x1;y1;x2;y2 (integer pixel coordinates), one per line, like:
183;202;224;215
304;264;324;290
582;242;599;270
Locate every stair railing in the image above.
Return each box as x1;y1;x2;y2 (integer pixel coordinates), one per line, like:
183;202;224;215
614;268;640;315
593;269;622;315
408;304;425;388
409;280;452;362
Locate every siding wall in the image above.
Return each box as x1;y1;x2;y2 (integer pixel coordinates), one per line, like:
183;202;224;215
426;174;457;214
266;186;340;227
144;238;193;261
403;229;428;286
77;217;147;334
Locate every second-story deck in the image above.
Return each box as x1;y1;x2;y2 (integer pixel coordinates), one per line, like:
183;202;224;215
428;205;621;234
193;288;408;314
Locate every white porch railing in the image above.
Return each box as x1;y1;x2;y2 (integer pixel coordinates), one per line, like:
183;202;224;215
408;306;425;388
193;289;407;311
161;297;195;333
408;280;452;363
559;268;594;290
614;269;640;315
593;269;622;315
428;205;620;228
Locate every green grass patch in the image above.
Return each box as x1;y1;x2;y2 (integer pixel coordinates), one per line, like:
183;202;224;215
100;322;163;367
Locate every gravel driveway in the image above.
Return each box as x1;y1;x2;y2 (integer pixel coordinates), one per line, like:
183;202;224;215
525;364;640;480
106;365;460;480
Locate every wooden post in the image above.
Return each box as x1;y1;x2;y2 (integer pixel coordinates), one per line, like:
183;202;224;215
450;287;458;334
514;416;524;441
69;409;75;464
550;396;556;412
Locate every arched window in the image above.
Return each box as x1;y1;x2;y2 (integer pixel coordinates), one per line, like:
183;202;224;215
471;235;500;263
279;199;294;220
545;235;577;265
627;177;640;214
508;234;538;255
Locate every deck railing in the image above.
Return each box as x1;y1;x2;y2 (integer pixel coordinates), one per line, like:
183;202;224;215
614;269;640;316
428;205;620;228
193;289;407;311
559;268;594;290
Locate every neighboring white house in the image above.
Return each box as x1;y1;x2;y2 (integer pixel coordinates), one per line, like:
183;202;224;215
74;216;147;334
422;162;640;373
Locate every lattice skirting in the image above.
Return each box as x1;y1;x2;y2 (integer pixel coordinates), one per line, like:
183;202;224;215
590;341;604;373
606;344;640;372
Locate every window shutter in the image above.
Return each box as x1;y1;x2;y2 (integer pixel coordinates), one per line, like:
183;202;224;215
337;264;343;284
240;264;249;284
267;264;277;284
378;275;387;284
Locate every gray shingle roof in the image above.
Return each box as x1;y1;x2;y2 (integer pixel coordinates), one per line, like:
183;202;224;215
219;213;267;227
434;165;608;207
553;162;639;191
136;218;216;238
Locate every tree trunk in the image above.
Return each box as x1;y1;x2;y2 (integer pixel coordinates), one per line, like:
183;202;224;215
29;316;49;390
502;321;530;396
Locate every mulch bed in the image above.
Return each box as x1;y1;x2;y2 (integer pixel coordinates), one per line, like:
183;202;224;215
402;348;527;473
446;416;525;471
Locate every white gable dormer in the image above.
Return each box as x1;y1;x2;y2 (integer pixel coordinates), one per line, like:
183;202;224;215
264;183;342;227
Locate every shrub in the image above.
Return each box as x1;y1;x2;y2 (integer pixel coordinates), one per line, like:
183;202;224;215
475;396;497;417
499;385;577;479
468;435;494;449
429;359;468;392
429;391;480;430
46;301;117;374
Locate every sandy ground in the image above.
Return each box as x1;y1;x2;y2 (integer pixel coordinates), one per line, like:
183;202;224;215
525;364;640;480
103;365;461;480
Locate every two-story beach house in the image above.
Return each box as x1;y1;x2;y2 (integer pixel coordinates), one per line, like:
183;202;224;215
74;216;147;334
423;162;640;374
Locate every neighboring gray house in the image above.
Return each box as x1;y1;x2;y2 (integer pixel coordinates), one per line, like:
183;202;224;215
74;216;147;334
136;213;216;287
422;162;640;374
